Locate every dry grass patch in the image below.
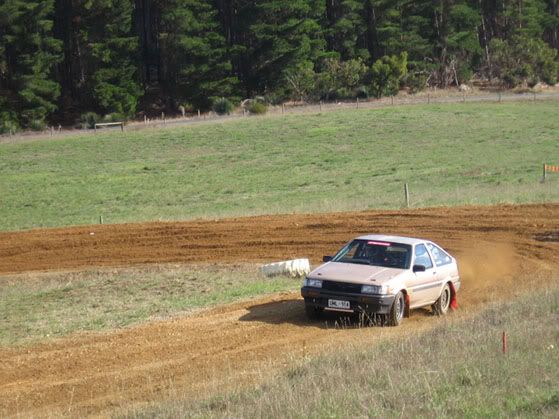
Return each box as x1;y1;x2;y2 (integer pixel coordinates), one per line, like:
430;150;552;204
0;264;299;347
128;286;559;418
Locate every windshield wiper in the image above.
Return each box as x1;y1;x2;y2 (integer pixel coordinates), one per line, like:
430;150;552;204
346;259;371;265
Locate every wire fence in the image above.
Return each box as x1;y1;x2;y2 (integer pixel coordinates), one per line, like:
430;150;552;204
3;90;559;143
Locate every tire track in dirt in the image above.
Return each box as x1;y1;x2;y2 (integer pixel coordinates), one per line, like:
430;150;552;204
1;204;558;274
0;204;558;417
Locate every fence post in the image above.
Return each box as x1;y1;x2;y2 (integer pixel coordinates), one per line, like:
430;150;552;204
198;109;201;117
427;94;430;104
99;215;103;225
502;331;507;354
282;103;285;114
319;100;322;111
404;183;410;208
356;97;359;109
462;92;466;103
498;92;502;103
542;163;547;183
391;95;394;106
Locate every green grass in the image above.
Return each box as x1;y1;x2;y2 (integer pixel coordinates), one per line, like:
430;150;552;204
0;264;299;346
1;101;559;231
129;287;559;418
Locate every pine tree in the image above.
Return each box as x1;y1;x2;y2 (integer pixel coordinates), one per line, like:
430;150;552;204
0;0;62;128
445;2;483;84
84;0;142;117
543;0;559;49
54;0;141;118
325;0;369;61
159;0;237;110
247;0;325;97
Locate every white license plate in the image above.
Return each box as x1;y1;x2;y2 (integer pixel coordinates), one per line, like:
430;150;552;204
328;299;350;310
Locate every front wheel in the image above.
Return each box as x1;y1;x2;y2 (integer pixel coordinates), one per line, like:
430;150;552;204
432;283;451;316
387;292;405;326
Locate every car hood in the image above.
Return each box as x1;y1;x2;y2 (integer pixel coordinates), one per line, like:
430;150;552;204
307;262;406;285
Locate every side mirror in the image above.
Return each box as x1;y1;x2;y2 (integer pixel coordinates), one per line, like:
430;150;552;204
413;264;426;272
323;255;333;262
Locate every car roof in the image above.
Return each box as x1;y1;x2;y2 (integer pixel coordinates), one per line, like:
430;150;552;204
354;234;427;246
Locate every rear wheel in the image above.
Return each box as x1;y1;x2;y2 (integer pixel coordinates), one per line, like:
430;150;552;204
387;292;405;326
432;283;451;316
305;304;323;320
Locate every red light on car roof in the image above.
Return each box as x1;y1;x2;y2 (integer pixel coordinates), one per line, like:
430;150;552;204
367;241;391;246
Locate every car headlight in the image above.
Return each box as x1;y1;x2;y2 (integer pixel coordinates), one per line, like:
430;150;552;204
361;284;389;294
303;278;323;288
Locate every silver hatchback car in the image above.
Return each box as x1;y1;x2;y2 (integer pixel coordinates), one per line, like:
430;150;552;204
301;235;461;326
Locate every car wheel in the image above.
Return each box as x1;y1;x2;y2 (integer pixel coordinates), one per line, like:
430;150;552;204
387;292;405;326
432;283;451;316
304;304;323;320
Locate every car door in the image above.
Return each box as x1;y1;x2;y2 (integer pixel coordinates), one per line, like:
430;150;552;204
425;242;455;302
407;243;438;308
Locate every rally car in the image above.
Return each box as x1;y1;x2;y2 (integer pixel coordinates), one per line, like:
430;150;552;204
301;235;460;326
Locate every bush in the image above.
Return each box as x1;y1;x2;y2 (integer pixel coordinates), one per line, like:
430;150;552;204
404;72;428;94
355;86;369;99
248;101;267;114
489;36;559;87
103;113;126;123
370;52;408;98
0;118;19;135
29;119;46;131
0;107;19;135
213;97;234;115
313;58;369;100
80;112;100;129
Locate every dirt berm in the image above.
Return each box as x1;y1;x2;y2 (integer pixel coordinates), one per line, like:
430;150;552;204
0;204;558;417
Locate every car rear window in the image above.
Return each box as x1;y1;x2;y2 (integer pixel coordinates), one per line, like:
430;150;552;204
426;243;453;266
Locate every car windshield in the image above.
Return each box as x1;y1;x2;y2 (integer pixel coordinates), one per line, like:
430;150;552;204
332;239;412;269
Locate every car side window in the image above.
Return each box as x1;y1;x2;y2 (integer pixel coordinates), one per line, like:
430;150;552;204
426;243;452;267
414;244;433;269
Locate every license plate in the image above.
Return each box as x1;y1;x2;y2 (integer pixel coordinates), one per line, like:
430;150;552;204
328;299;350;310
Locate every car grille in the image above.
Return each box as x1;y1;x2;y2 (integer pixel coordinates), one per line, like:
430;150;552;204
322;281;362;294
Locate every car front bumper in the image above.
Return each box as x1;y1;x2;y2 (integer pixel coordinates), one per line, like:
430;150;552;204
301;287;395;314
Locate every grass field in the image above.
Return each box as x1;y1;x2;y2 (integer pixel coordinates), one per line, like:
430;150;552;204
130;287;559;418
1;101;558;231
0;264;297;346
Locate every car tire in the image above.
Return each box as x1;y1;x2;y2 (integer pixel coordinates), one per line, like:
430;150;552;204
432;283;451;316
305;304;323;320
387;292;405;326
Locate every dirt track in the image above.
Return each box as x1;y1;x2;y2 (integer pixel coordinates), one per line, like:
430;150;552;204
1;204;558;417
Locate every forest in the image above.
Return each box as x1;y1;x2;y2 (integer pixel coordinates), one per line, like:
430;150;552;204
0;0;558;131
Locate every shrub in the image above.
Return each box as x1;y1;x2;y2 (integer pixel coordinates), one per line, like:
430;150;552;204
103;113;126;122
213;97;234;115
355;86;369;99
29;119;46;131
80;112;100;129
489;36;559;87
404;72;428;94
0;106;19;135
314;58;369;100
370;52;408;98
248;101;267;114
0;118;19;135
